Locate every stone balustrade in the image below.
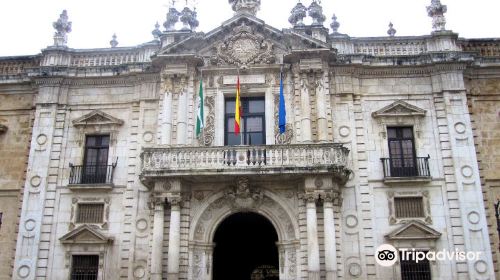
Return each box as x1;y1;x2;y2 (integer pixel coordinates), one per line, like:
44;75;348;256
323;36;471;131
461;39;500;57
352;38;427;56
141;143;351;179
0;57;40;76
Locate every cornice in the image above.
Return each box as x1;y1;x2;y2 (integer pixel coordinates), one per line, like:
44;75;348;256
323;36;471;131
34;73;160;87
330;62;468;78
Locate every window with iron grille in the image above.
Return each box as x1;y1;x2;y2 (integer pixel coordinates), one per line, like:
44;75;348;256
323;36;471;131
71;255;99;280
400;251;431;280
394;197;424;218
76;204;104;224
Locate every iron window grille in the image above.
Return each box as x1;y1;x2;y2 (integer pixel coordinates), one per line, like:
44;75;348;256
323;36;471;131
71;255;99;280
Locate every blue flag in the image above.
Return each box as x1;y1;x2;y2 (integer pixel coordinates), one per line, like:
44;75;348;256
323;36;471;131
278;71;286;134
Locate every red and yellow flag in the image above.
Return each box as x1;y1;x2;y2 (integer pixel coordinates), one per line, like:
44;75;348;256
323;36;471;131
234;76;242;135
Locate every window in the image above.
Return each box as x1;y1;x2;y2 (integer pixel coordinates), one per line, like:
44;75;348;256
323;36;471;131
82;135;110;184
400;251;431;280
76;204;104;224
394;197;425;218
225;97;265;146
71;255;99;280
388;127;417;177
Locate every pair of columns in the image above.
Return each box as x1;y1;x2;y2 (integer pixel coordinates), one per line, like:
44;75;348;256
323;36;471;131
151;196;182;280
305;192;338;280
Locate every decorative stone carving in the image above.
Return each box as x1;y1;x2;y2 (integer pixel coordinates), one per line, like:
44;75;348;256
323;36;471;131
229;0;261;16
70;197;111;230
152;22;162;40
372;100;427;139
387;22;396;37
164;7;181;31
288;2;307;27
201;96;215;146
308;0;326;26
274;93;294;144
180;7;199;31
385;220;441;240
72;110;124;145
427;0;447;32
388;191;433;225
53;10;72;46
330;14;340;34
109;34;118;48
211;23;275;67
225;177;264;210
60;224;114;245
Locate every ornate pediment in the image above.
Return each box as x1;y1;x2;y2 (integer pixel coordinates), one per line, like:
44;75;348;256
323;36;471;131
0;124;7;134
210;22;275;67
72;110;124;128
385;221;441;241
60;224;113;245
372;100;426;118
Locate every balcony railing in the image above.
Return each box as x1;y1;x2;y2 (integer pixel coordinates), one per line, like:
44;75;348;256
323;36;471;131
69;164;115;185
381;156;431;178
141;143;351;179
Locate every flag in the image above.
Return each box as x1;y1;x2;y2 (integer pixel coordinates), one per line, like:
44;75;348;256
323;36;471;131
196;77;204;137
234;75;242;135
278;70;286;134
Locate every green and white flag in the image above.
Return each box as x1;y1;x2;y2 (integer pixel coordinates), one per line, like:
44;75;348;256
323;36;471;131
196;77;204;137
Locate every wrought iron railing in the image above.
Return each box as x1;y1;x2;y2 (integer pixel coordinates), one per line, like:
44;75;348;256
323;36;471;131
141;143;350;178
381;156;430;178
69;164;115;185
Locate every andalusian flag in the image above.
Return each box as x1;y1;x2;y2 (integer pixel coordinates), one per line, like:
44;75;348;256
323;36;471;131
234;76;242;135
196;77;204;137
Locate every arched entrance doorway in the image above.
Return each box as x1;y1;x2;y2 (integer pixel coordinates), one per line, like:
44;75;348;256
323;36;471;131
213;212;279;280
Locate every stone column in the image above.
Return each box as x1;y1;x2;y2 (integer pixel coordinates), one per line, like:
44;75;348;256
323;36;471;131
161;89;173;145
151;197;165;280
167;197;182;280
300;74;312;142
176;77;188;145
323;192;338;280
305;193;320;280
315;73;328;142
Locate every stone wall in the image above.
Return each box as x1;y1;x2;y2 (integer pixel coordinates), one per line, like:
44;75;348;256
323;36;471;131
466;73;500;277
0;85;34;280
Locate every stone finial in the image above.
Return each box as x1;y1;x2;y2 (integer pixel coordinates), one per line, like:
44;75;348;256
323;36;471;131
427;0;447;31
308;0;326;26
180;6;199;31
164;7;181;31
387;22;396;37
330;14;340;33
229;0;261;16
110;34;118;48
288;2;308;27
152;22;162;40
52;10;72;47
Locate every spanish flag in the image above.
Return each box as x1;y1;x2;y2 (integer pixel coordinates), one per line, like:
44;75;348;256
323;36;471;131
234;76;242;135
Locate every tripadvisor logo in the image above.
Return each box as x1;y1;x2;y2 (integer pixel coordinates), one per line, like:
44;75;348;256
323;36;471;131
375;244;483;267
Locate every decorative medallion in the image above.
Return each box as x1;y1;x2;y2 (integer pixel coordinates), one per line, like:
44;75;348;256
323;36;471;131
212;23;275;67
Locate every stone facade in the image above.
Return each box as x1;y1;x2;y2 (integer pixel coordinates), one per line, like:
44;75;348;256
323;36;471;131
1;1;500;280
0;57;37;280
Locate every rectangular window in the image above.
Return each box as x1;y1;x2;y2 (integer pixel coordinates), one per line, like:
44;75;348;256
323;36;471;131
82;135;110;184
71;255;99;280
76;204;104;224
225;97;265;146
394;197;425;218
400;251;431;280
388;127;417;177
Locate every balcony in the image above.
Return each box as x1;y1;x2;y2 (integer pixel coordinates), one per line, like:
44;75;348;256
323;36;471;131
140;143;351;183
68;164;115;190
381;156;431;183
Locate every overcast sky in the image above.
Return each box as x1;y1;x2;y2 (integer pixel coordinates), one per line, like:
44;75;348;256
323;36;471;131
0;0;499;56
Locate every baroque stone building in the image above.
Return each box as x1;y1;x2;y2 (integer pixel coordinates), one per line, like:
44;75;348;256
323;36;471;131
1;0;499;279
